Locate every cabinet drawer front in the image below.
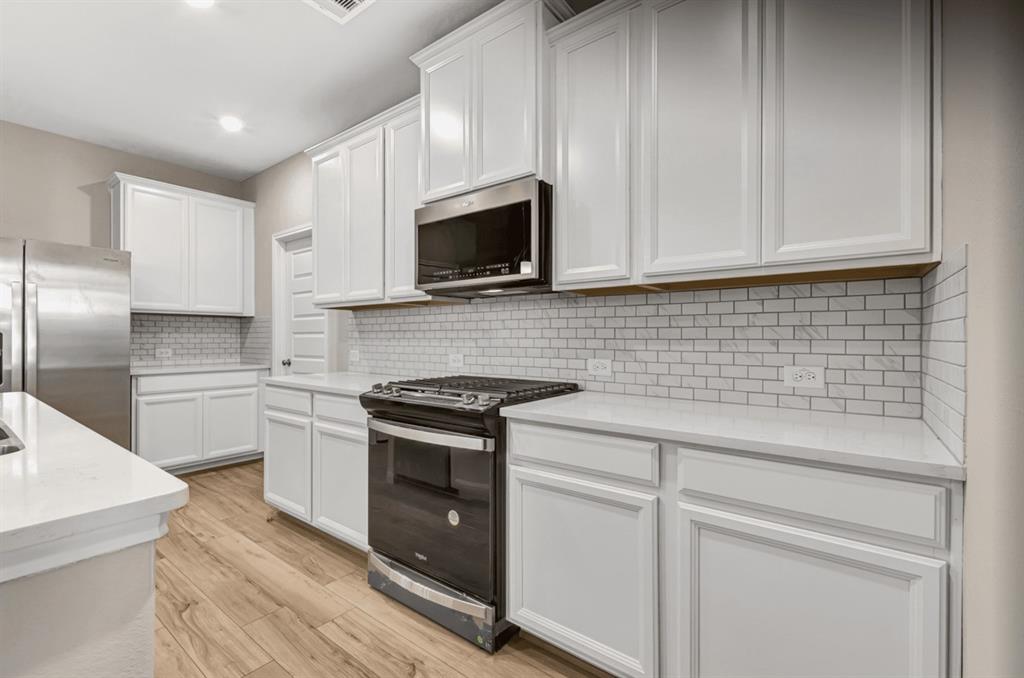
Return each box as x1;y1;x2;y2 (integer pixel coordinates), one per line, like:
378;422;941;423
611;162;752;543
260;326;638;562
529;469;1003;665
264;386;313;416
678;448;947;547
136;370;259;395
509;422;659;486
314;394;365;426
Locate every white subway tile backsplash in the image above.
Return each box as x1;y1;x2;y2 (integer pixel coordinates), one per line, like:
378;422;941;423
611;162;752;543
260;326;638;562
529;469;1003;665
130;314;272;369
346;275;946;419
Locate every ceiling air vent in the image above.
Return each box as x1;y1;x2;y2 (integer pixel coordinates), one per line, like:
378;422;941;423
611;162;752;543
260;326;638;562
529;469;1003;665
301;0;375;27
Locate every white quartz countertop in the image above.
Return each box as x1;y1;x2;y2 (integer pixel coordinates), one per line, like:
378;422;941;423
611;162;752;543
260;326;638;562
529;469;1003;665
502;391;965;481
262;372;401;397
0;392;188;582
131;362;270;376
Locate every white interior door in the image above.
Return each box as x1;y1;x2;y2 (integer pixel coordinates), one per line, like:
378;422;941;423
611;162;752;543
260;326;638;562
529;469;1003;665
280;235;326;375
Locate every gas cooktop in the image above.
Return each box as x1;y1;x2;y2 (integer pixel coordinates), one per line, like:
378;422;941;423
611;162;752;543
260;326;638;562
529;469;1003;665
365;375;579;412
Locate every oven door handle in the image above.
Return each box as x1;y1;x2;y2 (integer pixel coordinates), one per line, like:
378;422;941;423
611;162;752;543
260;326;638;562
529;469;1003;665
368;419;495;452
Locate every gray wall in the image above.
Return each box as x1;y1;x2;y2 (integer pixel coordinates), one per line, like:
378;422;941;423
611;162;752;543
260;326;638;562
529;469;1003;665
0;121;242;247
943;0;1024;674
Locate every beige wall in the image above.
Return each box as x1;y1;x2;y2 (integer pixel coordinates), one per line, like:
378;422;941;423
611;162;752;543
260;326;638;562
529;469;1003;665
0;121;241;248
943;0;1024;675
239;151;311;317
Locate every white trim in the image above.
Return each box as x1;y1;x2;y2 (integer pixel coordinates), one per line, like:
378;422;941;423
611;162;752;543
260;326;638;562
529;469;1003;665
107;172;254;208
305;96;419;157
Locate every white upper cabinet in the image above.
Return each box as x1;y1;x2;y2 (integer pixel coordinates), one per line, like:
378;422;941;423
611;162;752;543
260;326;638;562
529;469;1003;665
109;173;254;316
420;46;473;202
761;0;931;264
340;127;385;303
413;0;571;203
640;0;761;276
552;8;633;285
385;107;427;301
311;145;345;306
190;196;245;314
118;181;190;312
551;0;935;292
307;97;432;309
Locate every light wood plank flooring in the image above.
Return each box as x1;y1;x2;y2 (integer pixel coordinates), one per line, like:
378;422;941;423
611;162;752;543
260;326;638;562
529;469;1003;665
156;461;608;678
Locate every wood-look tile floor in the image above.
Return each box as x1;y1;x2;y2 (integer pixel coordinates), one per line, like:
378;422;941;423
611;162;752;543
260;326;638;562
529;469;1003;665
156;461;608;678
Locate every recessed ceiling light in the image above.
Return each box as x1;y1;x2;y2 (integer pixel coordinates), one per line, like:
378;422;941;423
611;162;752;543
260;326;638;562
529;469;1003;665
218;115;245;133
185;0;215;8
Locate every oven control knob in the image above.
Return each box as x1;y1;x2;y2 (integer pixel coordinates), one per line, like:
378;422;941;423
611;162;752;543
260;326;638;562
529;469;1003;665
371;383;383;394
461;393;478;406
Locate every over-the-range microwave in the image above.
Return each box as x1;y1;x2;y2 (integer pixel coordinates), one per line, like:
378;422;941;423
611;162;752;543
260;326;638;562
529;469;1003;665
414;177;552;298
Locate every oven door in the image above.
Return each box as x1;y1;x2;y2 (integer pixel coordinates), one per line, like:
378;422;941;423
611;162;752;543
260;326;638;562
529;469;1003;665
367;418;496;602
415;177;542;292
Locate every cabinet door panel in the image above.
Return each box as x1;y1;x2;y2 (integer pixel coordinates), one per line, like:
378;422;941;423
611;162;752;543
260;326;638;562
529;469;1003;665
342;128;385;302
312;421;368;550
312;147;345;304
190;196;244;313
136;392;203;468
421;48;472;201
473;4;536;187
762;0;930;263
123;183;189;311
554;13;632;285
642;0;760;275
263;411;312;521
203;388;258;459
508;466;657;678
385;108;427;301
674;503;946;678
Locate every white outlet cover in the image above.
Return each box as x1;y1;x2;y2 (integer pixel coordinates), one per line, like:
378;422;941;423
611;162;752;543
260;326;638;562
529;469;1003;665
587;358;613;378
784;365;825;390
349;349;359;363
448;353;465;369
155;348;172;359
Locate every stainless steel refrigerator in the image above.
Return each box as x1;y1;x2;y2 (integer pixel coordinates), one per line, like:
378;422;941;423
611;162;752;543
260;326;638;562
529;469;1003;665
1;238;131;448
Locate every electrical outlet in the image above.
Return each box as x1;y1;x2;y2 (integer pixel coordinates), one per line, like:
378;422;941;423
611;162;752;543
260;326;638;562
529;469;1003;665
348;349;359;363
784;365;825;390
155;348;173;359
587;358;613;378
448;353;465;370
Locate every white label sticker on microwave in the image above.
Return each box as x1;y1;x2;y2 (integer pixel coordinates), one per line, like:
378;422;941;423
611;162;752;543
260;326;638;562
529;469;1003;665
519;261;533;275
447;510;460;527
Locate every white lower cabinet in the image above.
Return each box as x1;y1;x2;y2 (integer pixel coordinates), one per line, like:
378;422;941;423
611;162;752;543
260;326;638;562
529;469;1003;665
263;411;313;521
262;387;370;551
133;370;266;470
508;466;658;678
135;392;204;468
312;421;368;549
674;503;947;678
507;420;960;678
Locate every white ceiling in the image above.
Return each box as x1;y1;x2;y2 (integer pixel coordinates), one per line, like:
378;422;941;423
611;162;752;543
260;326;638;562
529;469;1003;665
0;0;502;181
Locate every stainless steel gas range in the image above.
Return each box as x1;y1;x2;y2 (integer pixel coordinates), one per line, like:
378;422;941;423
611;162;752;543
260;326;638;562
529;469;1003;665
359;376;579;652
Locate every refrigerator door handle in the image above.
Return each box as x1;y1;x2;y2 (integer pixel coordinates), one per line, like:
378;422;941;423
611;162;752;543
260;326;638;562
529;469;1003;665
24;282;37;395
10;280;23;392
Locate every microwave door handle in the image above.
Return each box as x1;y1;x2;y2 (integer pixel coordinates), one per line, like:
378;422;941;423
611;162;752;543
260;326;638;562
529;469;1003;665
368;419;495;452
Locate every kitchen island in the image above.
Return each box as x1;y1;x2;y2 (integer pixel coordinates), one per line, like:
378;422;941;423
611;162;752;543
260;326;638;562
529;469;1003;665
0;392;187;678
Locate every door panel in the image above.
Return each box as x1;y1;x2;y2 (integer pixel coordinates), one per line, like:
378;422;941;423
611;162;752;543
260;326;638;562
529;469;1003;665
263;411;312;521
124;183;189;311
342;128;385;302
762;0;930;263
674;503;946;677
136;392;203;468
190;197;244;313
421;48;472;201
313;421;369;549
312;147;345;304
384;108;427;300
474;4;536;187
203;388;258;458
508;466;658;678
281;235;326;375
642;0;760;275
554;12;632;285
